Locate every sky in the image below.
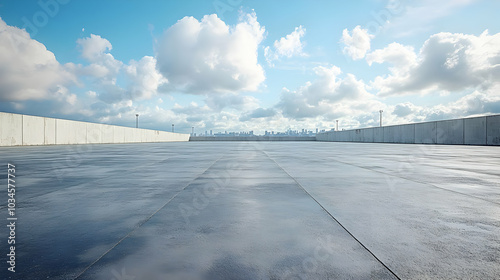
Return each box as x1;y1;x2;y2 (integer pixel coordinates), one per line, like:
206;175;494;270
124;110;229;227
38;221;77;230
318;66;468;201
1;0;500;134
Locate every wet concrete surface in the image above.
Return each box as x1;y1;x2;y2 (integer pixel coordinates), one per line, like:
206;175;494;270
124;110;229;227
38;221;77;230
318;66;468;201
0;142;499;279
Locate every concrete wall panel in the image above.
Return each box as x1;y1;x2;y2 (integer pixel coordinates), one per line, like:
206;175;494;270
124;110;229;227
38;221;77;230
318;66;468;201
399;124;415;143
464;117;486;145
123;127;135;143
316;133;327;141
23;115;44;145
437;119;463;144
101;124;114;144
0;113;22;146
86;123;102;144
44;118;56;145
373;127;383;143
56;119;86;144
113;126;125;143
352;129;363;142
363;128;375;142
487;115;500;145
415;122;437;144
327;132;335;142
141;129;154;143
383;126;396;143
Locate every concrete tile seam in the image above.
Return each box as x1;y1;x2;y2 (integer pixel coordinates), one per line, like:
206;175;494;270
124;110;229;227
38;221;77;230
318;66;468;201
261;150;402;280
73;154;225;279
328;157;500;207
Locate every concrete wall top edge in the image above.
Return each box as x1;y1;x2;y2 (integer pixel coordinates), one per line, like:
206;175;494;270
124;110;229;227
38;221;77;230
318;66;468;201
0;111;189;137
317;114;500;135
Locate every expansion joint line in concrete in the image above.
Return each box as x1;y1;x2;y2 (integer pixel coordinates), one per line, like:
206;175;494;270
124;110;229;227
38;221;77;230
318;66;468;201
330;157;500;207
74;154;226;279
262;151;402;280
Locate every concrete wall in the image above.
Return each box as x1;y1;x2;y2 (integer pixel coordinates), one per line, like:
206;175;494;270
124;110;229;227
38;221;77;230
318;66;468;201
0;113;22;146
190;136;316;141
0;112;190;147
317;115;500;146
437;119;463;145
487;115;500;145
23;115;45;145
464;117;486;145
415;122;437;144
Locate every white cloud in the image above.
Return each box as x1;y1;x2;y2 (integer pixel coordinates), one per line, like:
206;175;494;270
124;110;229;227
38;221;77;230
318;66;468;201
265;25;307;65
77;34;122;82
76;34;112;61
156;11;265;94
366;42;416;69
77;35;168;103
386;84;500;125
0;18;76;101
372;30;500;97
277;65;384;128
125;56;167;100
341;26;374;60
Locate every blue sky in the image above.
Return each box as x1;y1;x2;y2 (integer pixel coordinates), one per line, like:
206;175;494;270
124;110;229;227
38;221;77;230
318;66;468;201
1;0;500;134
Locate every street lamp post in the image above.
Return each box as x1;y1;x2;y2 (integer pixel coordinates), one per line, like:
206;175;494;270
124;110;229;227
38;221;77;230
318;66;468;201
191;126;194;136
135;114;139;128
379;110;383;127
172;124;174;133
336;120;339;131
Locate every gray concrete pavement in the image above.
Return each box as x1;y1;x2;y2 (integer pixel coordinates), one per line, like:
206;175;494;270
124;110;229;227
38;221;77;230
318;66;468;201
1;142;499;279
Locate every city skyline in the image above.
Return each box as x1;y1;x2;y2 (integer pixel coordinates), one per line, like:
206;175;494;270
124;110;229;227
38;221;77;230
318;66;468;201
1;0;500;134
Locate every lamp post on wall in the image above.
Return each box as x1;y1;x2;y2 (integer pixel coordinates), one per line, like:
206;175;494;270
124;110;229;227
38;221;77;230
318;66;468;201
135;114;139;128
379;110;383;127
336;120;339;131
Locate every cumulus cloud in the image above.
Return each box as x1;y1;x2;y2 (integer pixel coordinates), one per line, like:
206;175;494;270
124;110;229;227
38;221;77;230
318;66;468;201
277;65;384;128
341;26;374;60
366;42;416;69
386;86;500;125
392;102;418;117
77;34;122;82
76;34;168;103
156;12;265;94
77;34;112;62
0;18;76;101
371;30;500;96
124;56;167;100
265;25;307;65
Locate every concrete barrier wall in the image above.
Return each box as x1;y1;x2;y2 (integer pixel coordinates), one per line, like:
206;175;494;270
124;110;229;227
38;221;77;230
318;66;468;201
415;122;437;144
0;112;190;147
317;115;500;146
0;113;22;146
190;136;316;141
487;115;500;145
464;117;486;145
437;119;463;144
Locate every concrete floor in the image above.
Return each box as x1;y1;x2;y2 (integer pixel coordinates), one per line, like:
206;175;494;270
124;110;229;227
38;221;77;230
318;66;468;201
1;142;499;279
